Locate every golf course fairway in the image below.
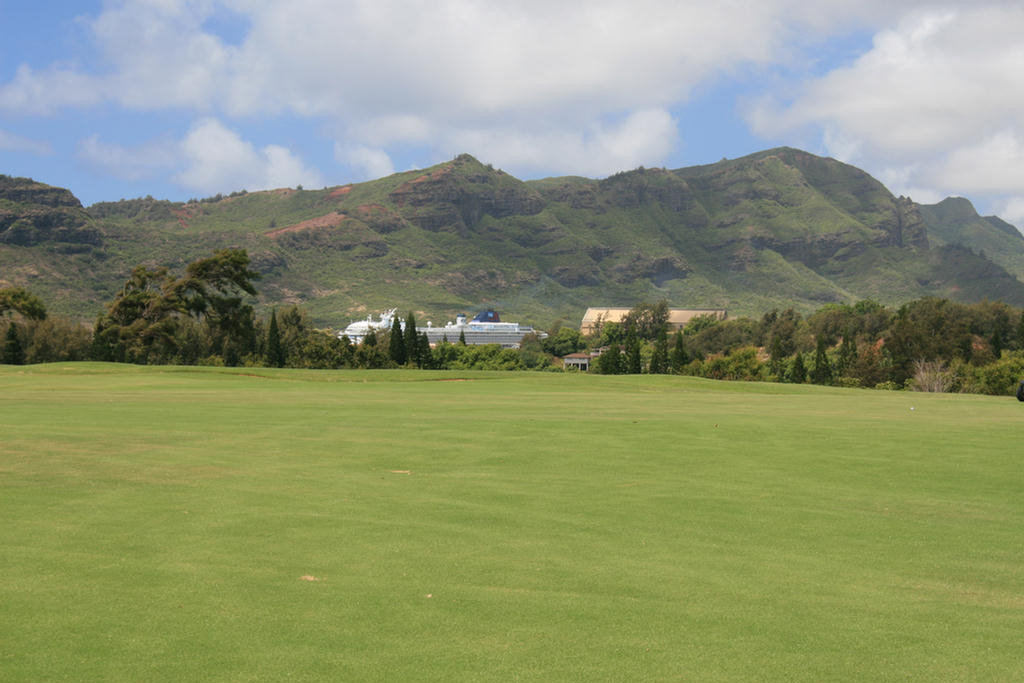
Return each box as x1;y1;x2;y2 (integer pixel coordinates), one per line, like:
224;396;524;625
2;363;1022;681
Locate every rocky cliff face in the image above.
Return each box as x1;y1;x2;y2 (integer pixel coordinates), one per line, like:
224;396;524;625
0;175;102;248
389;154;544;234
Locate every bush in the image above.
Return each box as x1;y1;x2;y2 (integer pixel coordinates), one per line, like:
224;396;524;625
963;352;1024;395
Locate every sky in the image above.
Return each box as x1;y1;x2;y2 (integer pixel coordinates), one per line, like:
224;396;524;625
2;1;1024;230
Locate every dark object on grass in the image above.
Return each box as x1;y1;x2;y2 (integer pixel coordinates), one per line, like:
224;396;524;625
1017;379;1024;402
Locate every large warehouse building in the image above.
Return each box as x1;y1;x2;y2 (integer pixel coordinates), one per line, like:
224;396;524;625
580;307;727;335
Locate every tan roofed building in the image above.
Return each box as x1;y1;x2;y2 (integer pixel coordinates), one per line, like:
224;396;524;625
580;307;727;335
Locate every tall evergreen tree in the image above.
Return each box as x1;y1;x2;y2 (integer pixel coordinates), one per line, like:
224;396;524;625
836;331;857;377
625;325;642;374
789;352;806;383
404;312;419;366
811;337;833;385
769;336;785;378
265;309;285;367
991;326;1004;358
597;345;622;374
417;332;432;369
669;330;688;373
2;322;25;365
649;325;669;374
458;329;467;346
389;315;406;365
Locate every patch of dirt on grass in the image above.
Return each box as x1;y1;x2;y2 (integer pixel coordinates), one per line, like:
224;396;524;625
389;470;411;475
299;575;321;582
902;579;1024;608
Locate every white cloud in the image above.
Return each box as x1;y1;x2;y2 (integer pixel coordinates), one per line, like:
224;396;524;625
994;197;1024;228
930;131;1024;195
443;108;679;178
0;65;102;115
9;0;1024;213
0;129;52;155
336;144;395;180
176;118;323;193
349;115;434;147
78;119;322;194
77;134;178;181
747;5;1024;218
0;0;937;180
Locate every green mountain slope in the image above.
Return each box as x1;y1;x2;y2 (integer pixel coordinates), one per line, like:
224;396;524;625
916;196;1024;280
3;150;1024;329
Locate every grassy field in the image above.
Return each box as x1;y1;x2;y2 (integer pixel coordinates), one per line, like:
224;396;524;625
2;364;1022;682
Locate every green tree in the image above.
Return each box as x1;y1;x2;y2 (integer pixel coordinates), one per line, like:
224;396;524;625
597;345;623;374
767;309;800;358
1;322;25;365
404;312;419;366
625;325;642;374
21;317;92;363
543;327;584;357
417;332;432;369
0;287;47;321
624;300;669;340
265;309;285;367
92;249;260;365
354;329;387;368
885;298;972;384
811;337;833;385
179;249;260;366
389;315;406;365
669;330;688;372
836;330;857;377
458;329;467;346
789;352;807;384
649;325;669;374
851;341;887;388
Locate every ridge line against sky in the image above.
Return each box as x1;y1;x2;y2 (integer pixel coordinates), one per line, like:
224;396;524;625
2;1;1024;229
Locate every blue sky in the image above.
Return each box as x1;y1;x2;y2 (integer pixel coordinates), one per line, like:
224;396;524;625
2;1;1024;230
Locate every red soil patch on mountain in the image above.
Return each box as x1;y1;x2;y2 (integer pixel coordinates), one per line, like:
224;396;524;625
328;185;353;198
265;212;348;238
171;207;195;229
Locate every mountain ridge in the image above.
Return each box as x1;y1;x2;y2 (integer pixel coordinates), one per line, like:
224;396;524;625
2;149;1024;328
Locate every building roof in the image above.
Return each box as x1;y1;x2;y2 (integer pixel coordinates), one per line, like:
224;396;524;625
580;307;727;333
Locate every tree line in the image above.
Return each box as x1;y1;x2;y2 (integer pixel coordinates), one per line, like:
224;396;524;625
582;299;1024;395
5;250;1024;394
0;249;569;371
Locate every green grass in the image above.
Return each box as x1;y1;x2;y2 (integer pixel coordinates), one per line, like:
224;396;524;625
2;364;1023;681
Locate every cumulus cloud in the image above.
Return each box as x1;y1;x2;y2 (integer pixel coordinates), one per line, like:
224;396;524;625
0;65;102;115
0;0;935;179
175;118;323;193
0;129;52;155
336;144;395;180
77;134;178;181
443;108;679;178
8;0;1023;219
78;119;322;194
747;4;1024;225
995;197;1024;227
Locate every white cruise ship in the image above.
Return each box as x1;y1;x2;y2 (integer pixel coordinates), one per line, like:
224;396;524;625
338;309;546;348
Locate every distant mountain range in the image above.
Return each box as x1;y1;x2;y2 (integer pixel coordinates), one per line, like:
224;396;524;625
3;147;1024;329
